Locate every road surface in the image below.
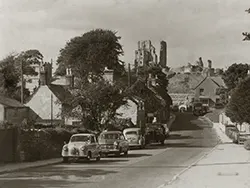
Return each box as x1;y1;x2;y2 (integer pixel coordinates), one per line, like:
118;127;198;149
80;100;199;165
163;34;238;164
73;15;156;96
0;113;220;188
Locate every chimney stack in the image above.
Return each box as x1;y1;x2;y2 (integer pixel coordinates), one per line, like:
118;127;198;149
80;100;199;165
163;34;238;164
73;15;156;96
208;60;212;69
39;62;52;86
65;68;74;88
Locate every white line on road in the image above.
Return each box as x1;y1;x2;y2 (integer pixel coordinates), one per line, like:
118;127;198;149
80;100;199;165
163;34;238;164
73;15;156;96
156;144;219;188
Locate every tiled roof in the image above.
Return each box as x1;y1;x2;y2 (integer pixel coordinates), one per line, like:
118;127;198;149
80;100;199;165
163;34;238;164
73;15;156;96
210;76;226;87
0;95;26;108
48;84;72;103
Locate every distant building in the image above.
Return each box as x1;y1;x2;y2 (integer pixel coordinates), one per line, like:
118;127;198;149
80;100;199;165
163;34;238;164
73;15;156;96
0;96;40;126
134;40;158;72
26;67;80;126
159;41;167;68
24;62;52;94
193;76;226;107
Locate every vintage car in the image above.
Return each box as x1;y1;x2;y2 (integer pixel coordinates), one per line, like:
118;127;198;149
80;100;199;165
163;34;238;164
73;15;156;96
98;131;129;157
145;123;166;145
61;133;101;163
123;128;145;149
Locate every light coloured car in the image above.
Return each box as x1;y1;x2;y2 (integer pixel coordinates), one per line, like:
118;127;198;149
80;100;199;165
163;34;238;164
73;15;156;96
98;131;129;157
61;133;101;163
123;128;145;149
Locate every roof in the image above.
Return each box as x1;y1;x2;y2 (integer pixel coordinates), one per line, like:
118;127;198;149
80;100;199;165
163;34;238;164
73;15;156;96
152;86;173;106
48;84;72;103
100;131;122;134
168;73;205;93
123;127;140;132
25;84;72;104
193;76;226;90
0;95;27;108
71;133;95;137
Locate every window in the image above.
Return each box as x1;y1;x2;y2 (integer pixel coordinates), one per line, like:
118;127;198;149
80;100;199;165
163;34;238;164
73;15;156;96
199;88;204;96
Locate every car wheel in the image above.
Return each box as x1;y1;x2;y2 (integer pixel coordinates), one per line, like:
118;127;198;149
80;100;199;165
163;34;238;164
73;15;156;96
96;154;101;161
124;149;128;156
86;151;92;161
62;157;69;163
115;148;122;157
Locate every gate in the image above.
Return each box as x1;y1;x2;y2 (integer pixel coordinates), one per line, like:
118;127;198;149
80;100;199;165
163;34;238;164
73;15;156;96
0;128;18;162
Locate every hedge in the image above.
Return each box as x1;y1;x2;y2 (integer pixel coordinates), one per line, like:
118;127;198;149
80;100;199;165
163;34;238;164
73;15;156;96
19;128;73;162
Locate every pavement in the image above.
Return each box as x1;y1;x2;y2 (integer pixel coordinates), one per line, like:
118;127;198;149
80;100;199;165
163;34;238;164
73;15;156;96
0;158;61;174
0;112;220;188
161;114;249;188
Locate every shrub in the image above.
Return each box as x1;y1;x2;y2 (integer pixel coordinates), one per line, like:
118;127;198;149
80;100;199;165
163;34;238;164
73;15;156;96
19;127;73;162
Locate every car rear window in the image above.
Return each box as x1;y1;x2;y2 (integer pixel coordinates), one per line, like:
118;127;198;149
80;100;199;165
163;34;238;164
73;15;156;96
125;131;138;135
100;133;119;139
70;135;90;142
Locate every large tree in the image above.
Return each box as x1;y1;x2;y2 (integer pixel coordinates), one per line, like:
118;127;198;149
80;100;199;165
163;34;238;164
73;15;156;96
63;80;127;131
0;49;43;101
226;76;250;124
55;29;125;82
222;63;249;91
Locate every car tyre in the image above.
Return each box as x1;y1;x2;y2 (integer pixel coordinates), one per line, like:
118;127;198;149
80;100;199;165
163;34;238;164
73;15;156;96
124;149;128;156
96;155;101;161
62;157;69;163
86;151;92;161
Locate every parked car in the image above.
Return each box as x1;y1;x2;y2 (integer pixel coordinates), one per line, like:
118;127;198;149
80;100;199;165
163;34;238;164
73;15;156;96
225;125;239;144
61;133;101;163
98;131;129;157
192;102;208;116
145;123;166;145
123;128;145;149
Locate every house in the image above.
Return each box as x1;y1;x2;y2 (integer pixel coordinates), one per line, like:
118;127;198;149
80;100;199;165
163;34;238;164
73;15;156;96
193;75;226;107
25;66;80;126
0;95;40;126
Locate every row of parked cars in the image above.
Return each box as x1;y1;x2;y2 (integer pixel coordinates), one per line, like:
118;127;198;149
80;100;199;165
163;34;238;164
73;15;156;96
61;124;167;163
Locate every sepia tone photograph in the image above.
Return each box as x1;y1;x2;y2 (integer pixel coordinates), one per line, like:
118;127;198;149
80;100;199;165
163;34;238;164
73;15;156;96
0;0;250;187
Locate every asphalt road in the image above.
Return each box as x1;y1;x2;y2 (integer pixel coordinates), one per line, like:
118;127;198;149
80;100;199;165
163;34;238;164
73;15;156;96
0;113;220;188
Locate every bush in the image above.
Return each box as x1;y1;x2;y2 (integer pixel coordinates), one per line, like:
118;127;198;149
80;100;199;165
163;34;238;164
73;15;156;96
244;139;250;150
19;127;73;162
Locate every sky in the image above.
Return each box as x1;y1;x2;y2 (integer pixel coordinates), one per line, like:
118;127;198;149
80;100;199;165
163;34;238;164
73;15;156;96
0;0;250;71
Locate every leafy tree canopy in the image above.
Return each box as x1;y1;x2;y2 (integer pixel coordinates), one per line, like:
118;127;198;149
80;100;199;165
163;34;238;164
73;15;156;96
55;29;125;81
63;80;127;131
0;49;43;101
222;63;249;91
226;76;250;124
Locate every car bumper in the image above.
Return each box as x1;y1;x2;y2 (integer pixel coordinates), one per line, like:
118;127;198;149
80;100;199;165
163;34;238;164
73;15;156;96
101;148;120;154
61;151;88;158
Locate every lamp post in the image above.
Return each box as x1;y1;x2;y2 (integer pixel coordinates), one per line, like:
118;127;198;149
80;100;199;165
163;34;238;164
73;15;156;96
21;59;24;104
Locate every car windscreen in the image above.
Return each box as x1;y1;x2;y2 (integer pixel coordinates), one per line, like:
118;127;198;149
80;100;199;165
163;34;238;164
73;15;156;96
70;135;90;142
125;131;138;135
100;133;119;140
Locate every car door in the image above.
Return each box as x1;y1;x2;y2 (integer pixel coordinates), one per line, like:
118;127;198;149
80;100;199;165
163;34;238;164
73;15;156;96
89;136;98;157
120;134;128;150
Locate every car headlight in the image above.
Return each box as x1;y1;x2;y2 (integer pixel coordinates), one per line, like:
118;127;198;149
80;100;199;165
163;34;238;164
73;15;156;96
63;145;68;151
113;141;119;148
80;146;86;151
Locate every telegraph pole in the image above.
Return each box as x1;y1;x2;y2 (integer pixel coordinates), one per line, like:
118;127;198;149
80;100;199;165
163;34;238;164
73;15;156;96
128;63;131;87
21;59;24;104
51;94;53;126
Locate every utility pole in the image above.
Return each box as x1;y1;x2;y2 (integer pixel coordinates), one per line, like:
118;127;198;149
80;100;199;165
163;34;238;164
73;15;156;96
21;59;24;104
51;94;53;126
128;63;131;87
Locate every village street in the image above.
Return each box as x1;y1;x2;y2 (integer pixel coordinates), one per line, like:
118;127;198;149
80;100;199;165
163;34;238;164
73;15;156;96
0;112;220;188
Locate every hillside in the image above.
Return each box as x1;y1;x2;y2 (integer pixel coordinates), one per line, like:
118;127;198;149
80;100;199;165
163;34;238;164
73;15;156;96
167;73;205;93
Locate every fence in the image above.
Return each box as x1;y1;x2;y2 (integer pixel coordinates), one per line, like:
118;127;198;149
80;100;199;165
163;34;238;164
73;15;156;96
0;127;19;162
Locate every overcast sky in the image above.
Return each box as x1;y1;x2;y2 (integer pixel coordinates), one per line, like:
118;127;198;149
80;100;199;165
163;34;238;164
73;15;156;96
0;0;250;70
